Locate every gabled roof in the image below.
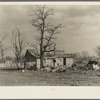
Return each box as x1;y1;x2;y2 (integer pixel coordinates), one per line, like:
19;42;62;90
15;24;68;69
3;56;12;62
55;54;73;58
45;51;73;58
25;49;39;58
46;54;74;58
25;49;74;58
54;50;65;55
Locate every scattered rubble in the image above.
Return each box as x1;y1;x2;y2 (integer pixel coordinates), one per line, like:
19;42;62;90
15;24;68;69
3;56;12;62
86;60;100;70
40;65;66;72
51;66;66;72
92;64;100;70
39;60;100;72
43;67;52;72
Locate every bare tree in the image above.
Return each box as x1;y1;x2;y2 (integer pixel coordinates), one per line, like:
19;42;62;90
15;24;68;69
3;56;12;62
0;44;10;62
30;43;40;56
11;27;27;68
95;46;100;58
81;51;89;60
0;34;9;62
74;52;81;59
31;5;63;68
74;51;90;61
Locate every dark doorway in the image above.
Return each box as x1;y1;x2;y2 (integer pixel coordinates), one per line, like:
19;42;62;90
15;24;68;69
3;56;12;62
53;59;56;67
63;58;66;65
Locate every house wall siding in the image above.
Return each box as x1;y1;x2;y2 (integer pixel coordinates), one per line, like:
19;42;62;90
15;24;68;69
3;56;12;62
66;58;74;67
37;59;40;69
55;58;63;67
43;57;74;68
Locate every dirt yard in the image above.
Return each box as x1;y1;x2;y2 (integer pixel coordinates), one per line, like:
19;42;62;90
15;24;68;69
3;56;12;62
0;68;100;86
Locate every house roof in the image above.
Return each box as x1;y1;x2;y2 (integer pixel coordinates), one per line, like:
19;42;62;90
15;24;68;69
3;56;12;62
46;54;74;58
25;49;74;58
56;54;74;58
26;49;39;58
54;50;65;55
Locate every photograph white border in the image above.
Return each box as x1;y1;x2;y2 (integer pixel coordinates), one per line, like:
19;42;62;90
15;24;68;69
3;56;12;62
0;1;100;99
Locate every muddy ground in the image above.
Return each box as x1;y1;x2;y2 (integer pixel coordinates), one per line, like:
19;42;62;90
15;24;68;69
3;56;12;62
0;68;100;86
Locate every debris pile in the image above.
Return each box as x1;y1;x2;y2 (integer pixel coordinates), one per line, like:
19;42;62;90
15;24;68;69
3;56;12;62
41;65;66;72
92;64;99;70
70;60;100;71
43;66;52;72
51;66;66;72
40;60;100;72
87;61;100;70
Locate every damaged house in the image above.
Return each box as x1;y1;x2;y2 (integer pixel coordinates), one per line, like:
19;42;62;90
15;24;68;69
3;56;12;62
25;49;74;69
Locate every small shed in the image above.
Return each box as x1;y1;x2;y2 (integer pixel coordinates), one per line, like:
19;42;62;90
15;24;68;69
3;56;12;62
25;49;39;69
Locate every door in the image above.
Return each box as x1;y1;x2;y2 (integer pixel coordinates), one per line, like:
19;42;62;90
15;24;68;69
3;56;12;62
63;58;66;65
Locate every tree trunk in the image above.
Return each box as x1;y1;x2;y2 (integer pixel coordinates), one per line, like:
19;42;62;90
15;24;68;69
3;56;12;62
40;18;45;69
40;55;43;69
16;57;20;69
16;61;19;69
1;53;4;63
40;33;44;69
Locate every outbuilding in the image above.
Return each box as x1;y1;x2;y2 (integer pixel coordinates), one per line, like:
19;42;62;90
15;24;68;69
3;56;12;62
25;49;74;69
25;49;39;69
44;54;74;68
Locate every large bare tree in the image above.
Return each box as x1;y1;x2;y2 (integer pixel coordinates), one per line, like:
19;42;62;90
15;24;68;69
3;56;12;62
31;5;63;68
81;51;90;60
11;27;27;68
0;34;9;62
74;51;90;61
95;46;100;58
0;44;10;62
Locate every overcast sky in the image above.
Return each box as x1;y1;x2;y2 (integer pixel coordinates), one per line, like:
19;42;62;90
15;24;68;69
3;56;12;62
0;5;100;57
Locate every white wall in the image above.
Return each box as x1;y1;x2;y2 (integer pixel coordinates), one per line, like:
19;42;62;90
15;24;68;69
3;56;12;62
45;59;53;67
36;58;74;69
55;58;63;67
37;59;40;69
66;58;74;67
